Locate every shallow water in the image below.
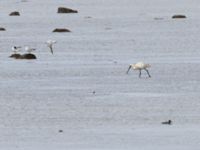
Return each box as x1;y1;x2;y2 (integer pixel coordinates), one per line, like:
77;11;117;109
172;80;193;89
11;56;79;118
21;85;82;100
0;0;200;149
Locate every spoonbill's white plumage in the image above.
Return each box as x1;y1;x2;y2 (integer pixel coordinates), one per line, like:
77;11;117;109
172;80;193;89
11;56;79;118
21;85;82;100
46;40;56;54
126;62;151;78
25;46;36;54
12;46;21;54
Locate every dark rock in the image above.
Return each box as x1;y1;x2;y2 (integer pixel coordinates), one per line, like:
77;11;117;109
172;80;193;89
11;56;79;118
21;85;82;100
9;53;37;59
161;120;172;125
58;130;63;133
172;15;186;19
21;53;37;59
53;28;71;32
0;27;6;31
9;11;20;16
57;7;78;13
9;54;21;59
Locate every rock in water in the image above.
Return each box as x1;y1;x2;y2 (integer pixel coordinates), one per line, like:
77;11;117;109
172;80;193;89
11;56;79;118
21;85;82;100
161;120;172;125
9;54;21;59
21;53;37;59
53;28;71;32
58;130;63;133
9;11;20;16
0;27;6;31
172;15;186;19
57;7;78;13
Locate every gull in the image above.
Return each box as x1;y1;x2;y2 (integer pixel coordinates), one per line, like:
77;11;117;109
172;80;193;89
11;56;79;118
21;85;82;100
12;46;21;54
46;40;56;54
25;46;36;54
126;62;151;78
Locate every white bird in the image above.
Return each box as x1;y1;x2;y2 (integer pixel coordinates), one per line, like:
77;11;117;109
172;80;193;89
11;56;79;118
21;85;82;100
12;46;21;54
126;62;151;78
45;40;56;54
25;46;36;54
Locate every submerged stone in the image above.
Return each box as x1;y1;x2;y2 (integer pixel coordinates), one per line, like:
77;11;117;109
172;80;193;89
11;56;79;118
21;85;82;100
0;27;6;31
53;28;71;32
9;54;21;59
20;53;37;59
9;11;20;16
172;15;186;19
57;7;78;13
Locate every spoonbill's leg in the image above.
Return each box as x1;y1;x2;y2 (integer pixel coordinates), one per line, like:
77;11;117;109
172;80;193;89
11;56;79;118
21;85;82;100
144;69;151;77
126;65;131;74
139;69;142;78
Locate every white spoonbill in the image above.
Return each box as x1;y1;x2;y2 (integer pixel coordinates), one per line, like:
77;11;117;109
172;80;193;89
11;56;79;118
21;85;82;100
46;40;56;54
25;46;36;54
126;62;151;78
12;46;21;54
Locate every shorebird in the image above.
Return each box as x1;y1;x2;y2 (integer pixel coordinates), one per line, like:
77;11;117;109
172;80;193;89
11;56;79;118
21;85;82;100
25;46;36;54
12;46;21;54
45;40;56;54
161;120;172;125
126;62;151;78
